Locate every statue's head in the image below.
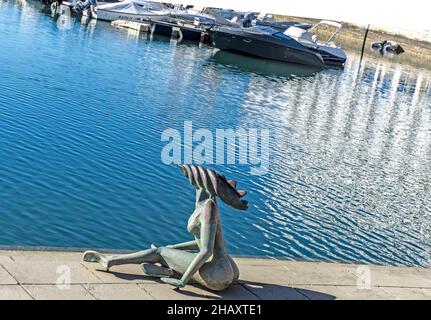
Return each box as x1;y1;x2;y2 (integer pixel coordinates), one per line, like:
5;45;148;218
179;164;248;211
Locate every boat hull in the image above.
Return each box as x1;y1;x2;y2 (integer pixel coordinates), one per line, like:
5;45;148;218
209;29;325;68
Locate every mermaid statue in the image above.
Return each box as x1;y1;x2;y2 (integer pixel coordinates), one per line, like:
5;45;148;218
83;165;248;291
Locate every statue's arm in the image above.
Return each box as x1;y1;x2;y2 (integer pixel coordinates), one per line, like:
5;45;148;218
167;240;199;250
162;200;217;288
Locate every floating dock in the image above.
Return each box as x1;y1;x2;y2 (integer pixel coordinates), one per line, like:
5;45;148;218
149;19;211;43
0;249;430;300
110;18;212;43
111;20;151;33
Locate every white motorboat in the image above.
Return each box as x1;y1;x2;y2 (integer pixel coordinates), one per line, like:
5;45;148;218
96;0;170;22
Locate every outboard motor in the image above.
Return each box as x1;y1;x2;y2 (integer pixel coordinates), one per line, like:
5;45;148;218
242;12;257;28
73;0;97;14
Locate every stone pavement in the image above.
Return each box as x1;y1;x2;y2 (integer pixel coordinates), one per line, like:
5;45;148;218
0;250;430;300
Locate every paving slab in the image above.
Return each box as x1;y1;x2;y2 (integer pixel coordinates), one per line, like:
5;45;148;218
240;282;311;300
237;262;356;286
0;285;33;300
297;285;431;300
6;251;83;262
81;261;156;284
0;254;14;263
365;265;431;288
0;265;17;285
1;260;101;285
380;287;431;300
140;283;258;300
84;283;153;300
23;284;95;300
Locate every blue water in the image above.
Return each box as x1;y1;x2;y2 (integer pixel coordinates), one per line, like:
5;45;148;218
1;1;431;267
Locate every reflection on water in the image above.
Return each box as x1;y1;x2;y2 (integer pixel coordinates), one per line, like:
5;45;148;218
212;51;320;78
1;0;431;267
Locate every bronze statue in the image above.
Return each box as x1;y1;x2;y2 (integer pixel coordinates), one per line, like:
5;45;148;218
83;165;248;291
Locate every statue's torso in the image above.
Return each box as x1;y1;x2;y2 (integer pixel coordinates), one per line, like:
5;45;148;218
186;199;239;286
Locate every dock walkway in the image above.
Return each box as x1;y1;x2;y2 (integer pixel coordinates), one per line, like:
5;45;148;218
0;250;430;300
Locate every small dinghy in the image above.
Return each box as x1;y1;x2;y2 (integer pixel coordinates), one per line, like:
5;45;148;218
371;40;405;55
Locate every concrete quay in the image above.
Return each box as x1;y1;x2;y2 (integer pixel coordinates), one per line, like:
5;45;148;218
0;250;430;300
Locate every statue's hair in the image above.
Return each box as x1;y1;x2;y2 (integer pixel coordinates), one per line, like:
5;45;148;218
179;164;247;202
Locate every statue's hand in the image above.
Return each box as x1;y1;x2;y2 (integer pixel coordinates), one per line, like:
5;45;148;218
161;277;185;288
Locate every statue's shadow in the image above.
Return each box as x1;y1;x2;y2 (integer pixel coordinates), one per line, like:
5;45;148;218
103;270;335;300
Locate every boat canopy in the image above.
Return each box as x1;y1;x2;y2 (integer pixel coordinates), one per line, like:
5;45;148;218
131;0;168;11
99;1;161;14
283;26;317;48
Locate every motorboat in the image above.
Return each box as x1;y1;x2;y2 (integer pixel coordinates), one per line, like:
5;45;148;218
209;26;325;68
209;20;347;68
95;0;170;22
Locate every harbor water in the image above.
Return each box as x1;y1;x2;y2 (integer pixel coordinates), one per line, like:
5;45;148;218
1;0;431;267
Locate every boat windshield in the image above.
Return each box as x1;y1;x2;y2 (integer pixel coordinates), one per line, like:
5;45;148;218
273;32;292;40
253;26;277;33
308;21;342;45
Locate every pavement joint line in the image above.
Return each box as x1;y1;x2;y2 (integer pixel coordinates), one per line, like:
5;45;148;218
287;284;431;289
7;282;106;285
238;282;262;300
138;284;157;300
82;284;99;300
20;284;35;300
134;282;146;295
80;261;104;282
2;282;430;289
0;263;19;284
2;283;430;289
294;288;312;300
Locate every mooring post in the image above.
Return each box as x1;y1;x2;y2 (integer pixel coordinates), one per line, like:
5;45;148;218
359;24;370;68
150;22;156;36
